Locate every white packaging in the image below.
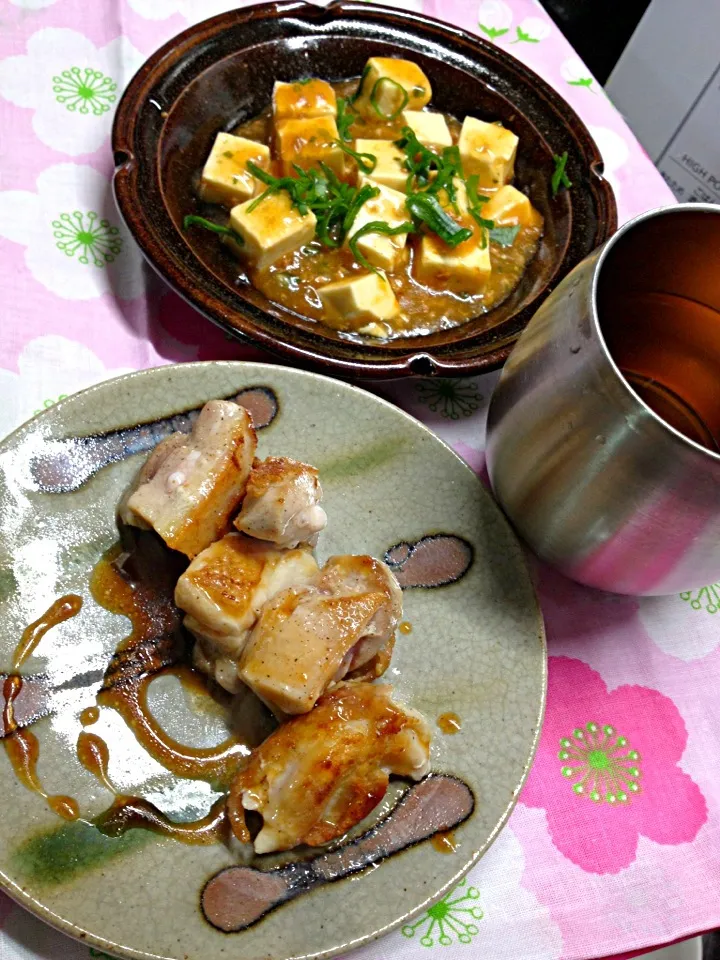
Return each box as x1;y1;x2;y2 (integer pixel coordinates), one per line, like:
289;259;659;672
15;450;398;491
606;0;720;204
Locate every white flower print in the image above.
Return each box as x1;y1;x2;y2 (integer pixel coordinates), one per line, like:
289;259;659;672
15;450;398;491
639;590;720;662
0;336;134;441
560;56;596;92
0;162;144;301
477;0;513;41
588;125;629;202
0;29;143;157
510;15;551;44
127;0;253;23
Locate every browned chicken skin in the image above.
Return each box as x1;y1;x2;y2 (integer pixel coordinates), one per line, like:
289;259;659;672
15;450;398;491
238;555;402;715
227;682;431;853
175;532;318;693
123;401;257;558
234;456;327;548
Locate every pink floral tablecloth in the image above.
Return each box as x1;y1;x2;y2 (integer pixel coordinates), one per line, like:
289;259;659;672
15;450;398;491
4;2;717;959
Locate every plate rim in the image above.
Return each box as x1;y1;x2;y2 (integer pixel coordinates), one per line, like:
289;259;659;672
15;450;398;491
0;360;547;960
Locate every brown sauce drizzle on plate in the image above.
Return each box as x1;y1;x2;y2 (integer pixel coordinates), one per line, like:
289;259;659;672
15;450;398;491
89;541;250;784
13;594;83;671
4;608;83;822
96;795;229;846
77;730;114;792
80;706;100;726
437;712;462;734
431;830;458;854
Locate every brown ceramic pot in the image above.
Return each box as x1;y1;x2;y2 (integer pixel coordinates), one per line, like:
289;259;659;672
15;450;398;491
113;0;616;378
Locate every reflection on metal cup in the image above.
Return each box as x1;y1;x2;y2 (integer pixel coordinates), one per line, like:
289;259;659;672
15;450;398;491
486;203;720;595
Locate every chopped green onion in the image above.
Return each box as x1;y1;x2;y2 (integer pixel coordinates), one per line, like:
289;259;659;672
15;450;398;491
394;128;464;207
230;160;397;251
352;64;371;103
183;214;243;244
369;78;409;121
466;174;490;209
464;174;494;247
489;224;521;247
551;151;572;197
246;160;277;186
395;125;440;189
334;140;377;174
348;219;414;272
246;186;277;213
343;183;380;233
336;97;355;142
405;193;473;247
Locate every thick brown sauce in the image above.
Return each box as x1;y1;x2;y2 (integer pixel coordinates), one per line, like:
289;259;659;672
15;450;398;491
77;730;114;792
431;830;458;854
5;548;244;840
98;670;248;784
231;79;543;338
80;706;100;726
96;795;229;846
13;594;83;671
89;549;250;786
4;602;83;821
437;712;462;735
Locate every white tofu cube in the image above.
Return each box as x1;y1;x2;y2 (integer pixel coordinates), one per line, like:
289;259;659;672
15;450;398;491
345;179;409;272
275;116;345;178
318;271;401;330
482;184;535;226
199;133;271;208
459;117;518;188
415;232;491;295
272;79;336;120
354;57;432;119
401;110;452;151
229;191;316;271
355;139;408;191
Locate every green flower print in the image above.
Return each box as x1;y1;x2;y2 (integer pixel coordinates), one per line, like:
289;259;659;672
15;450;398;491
510;26;539;43
52;67;117;116
52;211;122;267
479;24;509;39
415;379;482;420
681;582;720;614
559;722;641;804
568;77;594;90
33;394;68;416
402;879;483;947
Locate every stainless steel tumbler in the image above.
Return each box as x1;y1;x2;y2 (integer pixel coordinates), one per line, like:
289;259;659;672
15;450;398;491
486;203;720;595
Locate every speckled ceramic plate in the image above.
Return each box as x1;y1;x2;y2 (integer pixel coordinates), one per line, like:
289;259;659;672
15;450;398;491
0;362;545;960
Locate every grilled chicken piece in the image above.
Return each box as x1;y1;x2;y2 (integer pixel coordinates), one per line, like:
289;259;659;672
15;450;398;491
238;555;402;715
123;401;257;558
227;682;431;853
234;456;327;549
118;433;187;528
175;532;319;693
